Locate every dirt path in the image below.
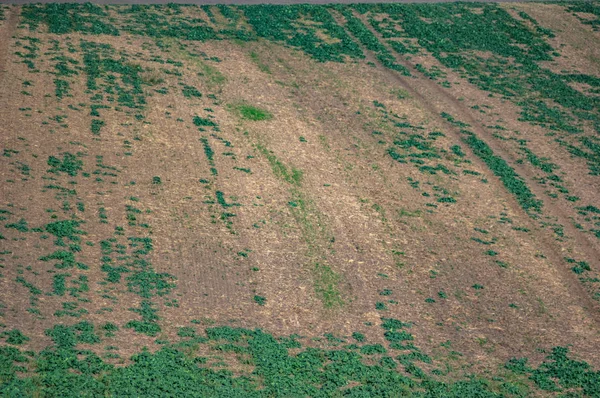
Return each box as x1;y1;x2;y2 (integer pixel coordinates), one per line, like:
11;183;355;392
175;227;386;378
0;7;18;84
333;10;600;321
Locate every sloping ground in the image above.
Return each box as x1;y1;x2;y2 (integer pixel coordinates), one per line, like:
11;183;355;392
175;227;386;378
0;2;600;396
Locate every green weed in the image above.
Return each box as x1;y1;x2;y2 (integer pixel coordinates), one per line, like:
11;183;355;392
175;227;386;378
255;143;302;185
231;103;272;121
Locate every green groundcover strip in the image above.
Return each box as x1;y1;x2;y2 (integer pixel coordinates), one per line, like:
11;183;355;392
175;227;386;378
2;322;600;396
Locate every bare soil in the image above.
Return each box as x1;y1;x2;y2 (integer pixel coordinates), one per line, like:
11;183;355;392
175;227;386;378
1;2;599;378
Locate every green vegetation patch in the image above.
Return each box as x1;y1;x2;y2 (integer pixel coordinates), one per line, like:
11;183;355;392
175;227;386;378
441;113;544;216
242;4;363;62
313;263;344;309
181;84;202;98
54;79;70;99
506;346;600;395
47;153;82;176
255;143;302;185
45;219;83;240
566;1;600;31
125;300;161;336
361;2;600;173
230;103;272;121
1;319;599;396
193;116;217;128
21;3;119;35
5;218;28;233
463;130;542;215
1;329;29;346
339;8;410;75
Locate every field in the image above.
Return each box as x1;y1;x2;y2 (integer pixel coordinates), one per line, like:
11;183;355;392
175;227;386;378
1;1;600;396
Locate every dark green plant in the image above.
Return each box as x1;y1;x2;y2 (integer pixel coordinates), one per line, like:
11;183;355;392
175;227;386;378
47;153;82;176
2;330;29;345
253;295;266;306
